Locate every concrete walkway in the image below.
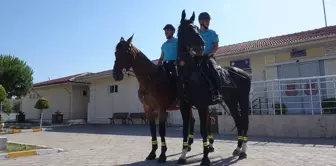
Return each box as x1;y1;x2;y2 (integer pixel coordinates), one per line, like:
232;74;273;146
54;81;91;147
0;124;335;166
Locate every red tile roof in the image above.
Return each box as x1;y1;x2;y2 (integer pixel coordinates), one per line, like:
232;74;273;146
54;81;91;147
33;72;91;88
216;25;336;56
77;60;160;80
77;25;336;80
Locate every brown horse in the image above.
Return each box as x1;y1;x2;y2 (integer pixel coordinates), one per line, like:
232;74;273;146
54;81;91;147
113;36;208;163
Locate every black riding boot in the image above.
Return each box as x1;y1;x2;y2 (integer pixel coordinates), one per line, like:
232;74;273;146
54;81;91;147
210;68;222;101
208;56;222;102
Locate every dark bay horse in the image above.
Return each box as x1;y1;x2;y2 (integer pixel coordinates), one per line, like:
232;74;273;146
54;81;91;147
176;10;252;165
112;36;215;163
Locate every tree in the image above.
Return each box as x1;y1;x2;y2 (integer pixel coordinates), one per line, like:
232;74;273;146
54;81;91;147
12;101;21;113
0;84;6;121
34;98;50;128
0;54;34;98
0;85;5;102
1;99;13;114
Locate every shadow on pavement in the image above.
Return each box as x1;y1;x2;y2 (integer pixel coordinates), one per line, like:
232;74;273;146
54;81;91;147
46;124;336;147
118;154;240;166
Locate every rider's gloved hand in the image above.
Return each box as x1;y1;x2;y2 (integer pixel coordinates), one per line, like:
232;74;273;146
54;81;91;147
158;58;163;65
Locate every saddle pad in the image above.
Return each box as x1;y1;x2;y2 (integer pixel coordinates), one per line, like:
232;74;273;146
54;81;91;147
216;67;237;88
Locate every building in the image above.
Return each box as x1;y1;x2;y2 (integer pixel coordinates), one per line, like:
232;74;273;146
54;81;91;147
214;25;336;115
21;73;91;122
22;25;336;123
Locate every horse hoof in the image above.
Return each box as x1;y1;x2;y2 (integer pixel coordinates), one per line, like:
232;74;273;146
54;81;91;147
157;154;166;163
232;149;240;156
177;158;187;165
187;146;191;152
200;157;210;166
145;153;156;160
239;152;247;159
209;146;214;153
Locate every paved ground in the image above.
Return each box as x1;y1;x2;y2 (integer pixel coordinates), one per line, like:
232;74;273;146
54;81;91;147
0;124;336;166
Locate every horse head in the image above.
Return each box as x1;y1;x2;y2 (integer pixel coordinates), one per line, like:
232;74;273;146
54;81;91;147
113;35;136;81
177;10;205;57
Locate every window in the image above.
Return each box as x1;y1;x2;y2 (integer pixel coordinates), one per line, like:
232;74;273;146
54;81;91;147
83;90;88;96
108;85;119;94
29;93;38;99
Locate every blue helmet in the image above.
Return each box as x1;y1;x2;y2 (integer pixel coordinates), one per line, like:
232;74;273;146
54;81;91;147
198;12;211;20
163;24;175;32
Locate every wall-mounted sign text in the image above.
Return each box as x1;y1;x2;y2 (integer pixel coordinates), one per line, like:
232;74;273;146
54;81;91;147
230;59;250;70
291;49;306;58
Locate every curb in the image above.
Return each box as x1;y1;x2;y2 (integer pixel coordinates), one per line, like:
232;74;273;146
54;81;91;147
6;128;53;134
0;142;65;160
5;124;72;134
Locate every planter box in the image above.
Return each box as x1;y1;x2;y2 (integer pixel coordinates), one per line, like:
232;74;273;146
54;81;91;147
52;114;63;124
16;114;25;123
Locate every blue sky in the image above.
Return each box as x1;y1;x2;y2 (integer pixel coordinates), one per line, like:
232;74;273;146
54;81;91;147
1;0;336;83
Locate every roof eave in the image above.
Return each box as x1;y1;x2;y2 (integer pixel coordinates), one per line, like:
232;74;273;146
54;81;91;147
33;81;90;89
216;36;336;60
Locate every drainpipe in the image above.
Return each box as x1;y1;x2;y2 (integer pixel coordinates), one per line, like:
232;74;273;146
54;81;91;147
64;87;72;120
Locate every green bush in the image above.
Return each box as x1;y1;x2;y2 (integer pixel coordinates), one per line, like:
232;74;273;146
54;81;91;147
273;103;287;115
321;98;336;114
0;84;6;102
1;99;13;114
34;98;50;110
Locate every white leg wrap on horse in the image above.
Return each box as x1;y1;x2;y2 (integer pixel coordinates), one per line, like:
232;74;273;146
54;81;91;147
242;143;247;153
179;148;188;159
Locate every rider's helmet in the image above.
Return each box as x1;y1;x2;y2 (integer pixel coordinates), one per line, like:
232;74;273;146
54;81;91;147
198;12;211;21
163;24;175;32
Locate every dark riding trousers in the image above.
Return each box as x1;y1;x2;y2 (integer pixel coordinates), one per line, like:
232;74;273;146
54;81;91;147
202;55;221;91
162;60;177;77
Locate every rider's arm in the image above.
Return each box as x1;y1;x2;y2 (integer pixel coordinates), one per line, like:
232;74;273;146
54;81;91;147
207;30;219;56
160;51;164;60
207;42;218;56
158;51;164;65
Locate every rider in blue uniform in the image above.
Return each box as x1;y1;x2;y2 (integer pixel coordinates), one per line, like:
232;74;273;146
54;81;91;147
198;12;222;101
159;24;178;77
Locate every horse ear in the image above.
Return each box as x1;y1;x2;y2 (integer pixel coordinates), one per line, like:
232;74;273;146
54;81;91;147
120;37;125;42
190;11;195;22
181;9;186;23
127;34;134;44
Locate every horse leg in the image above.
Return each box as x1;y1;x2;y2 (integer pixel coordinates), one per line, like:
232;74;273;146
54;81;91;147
238;94;250;159
198;106;211;166
177;102;192;165
207;114;215;153
145;113;158;160
187;108;195;152
157;110;167;163
225;99;243;156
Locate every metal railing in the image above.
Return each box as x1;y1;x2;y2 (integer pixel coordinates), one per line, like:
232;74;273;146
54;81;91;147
249;75;336;115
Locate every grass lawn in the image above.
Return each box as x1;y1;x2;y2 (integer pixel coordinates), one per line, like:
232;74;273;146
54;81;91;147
1;143;48;153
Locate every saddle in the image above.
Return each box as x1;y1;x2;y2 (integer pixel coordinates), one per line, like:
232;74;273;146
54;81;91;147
215;66;237;88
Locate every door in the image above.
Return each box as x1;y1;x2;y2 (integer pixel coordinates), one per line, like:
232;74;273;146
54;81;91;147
299;62;321;114
278;61;322;114
278;63;302;114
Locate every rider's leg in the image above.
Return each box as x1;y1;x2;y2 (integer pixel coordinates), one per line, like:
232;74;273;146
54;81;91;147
207;56;222;101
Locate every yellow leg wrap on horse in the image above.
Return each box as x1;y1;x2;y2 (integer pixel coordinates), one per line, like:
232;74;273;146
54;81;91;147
188;134;193;139
183;142;188;146
161;142;166;146
152;140;157;145
203;141;208;147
